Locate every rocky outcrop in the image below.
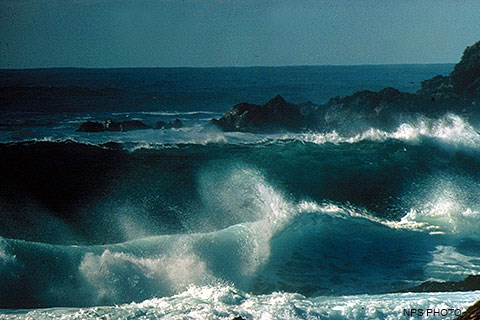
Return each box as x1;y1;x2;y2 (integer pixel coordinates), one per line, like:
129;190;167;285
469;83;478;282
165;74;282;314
399;275;480;293
156;118;184;129
212;39;480;133
418;75;453;97
211;95;307;133
452;40;480;98
398;275;480;320
77;120;152;132
456;300;480;320
321;87;431;132
77;119;184;132
77;121;105;132
106;120;151;131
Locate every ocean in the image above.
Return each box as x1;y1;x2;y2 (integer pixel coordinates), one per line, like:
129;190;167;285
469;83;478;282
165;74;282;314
2;64;480;319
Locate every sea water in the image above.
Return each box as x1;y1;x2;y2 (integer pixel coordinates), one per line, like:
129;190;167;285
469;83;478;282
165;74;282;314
2;65;480;319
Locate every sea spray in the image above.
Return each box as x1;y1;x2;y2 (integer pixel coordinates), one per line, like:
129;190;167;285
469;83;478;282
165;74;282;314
2;286;479;320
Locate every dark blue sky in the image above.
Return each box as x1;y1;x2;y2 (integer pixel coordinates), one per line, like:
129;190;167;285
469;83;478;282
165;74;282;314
1;0;480;68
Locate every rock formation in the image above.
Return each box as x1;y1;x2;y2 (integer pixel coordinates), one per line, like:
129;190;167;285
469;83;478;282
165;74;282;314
399;275;480;293
212;39;480;133
77;120;151;132
77;119;184;132
451;40;480;98
399;275;480;320
211;95;306;133
456;299;480;320
156;118;184;129
106;120;151;131
76;121;105;132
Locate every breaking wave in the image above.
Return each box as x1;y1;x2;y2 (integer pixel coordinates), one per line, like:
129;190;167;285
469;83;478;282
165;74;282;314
2;113;480;314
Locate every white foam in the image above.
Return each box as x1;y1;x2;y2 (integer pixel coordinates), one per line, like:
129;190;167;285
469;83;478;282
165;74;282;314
296;200;431;233
73;167;297;305
3;112;480;150
285;114;480;149
296;191;480;238
425;246;480;280
5;285;480;319
79;242;214;305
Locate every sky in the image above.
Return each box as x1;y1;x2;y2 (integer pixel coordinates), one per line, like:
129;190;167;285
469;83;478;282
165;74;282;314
1;0;480;68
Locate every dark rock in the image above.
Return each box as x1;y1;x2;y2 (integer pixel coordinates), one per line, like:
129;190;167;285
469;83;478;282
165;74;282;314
105;119;122;131
399;275;480;293
156;118;184;129
108;120;151;131
320;87;431;133
416;40;480;104
300;37;480;132
456;299;480;320
155;120;167;129
166;118;184;129
418;75;453;96
324;87;418;113
123;120;151;131
452;40;480;97
211;95;306;133
77;120;152;132
76;121;105;132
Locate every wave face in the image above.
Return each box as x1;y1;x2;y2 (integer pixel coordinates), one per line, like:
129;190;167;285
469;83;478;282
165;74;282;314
2;114;480;310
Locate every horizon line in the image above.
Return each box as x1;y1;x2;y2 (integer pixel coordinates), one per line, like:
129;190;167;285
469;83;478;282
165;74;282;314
0;62;456;71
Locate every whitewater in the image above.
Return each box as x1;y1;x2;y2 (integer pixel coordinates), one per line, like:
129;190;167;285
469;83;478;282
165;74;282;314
2;65;480;319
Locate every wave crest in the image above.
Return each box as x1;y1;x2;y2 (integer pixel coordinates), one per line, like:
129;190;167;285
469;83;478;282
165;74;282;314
288;114;480;149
